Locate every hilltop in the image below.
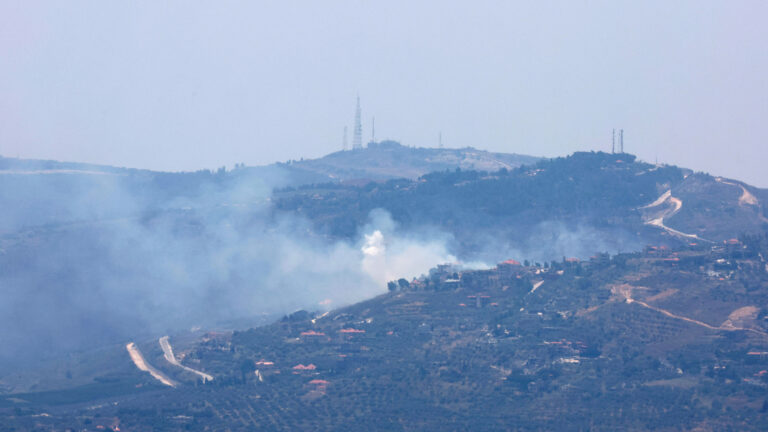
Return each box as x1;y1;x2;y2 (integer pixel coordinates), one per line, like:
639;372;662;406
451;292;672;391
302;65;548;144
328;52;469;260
277;140;540;182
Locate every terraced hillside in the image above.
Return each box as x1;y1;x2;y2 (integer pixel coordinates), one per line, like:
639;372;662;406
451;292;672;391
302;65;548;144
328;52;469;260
4;238;768;431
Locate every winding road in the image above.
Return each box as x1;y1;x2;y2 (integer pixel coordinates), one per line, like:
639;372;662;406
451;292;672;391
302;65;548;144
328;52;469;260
641;190;712;243
716;178;759;206
715;177;768;223
615;289;768;339
159;336;214;383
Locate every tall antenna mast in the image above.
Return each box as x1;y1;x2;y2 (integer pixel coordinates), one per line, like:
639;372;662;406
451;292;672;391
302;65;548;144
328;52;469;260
612;129;615;154
353;96;362;150
342;126;348;151
620;129;624;153
371;117;375;144
439;132;443;148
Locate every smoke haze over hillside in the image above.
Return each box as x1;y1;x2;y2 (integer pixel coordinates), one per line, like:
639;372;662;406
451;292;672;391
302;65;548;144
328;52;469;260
0;171;461;368
0;163;654;369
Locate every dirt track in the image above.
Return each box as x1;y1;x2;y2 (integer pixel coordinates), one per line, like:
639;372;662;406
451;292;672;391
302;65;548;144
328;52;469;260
614;288;768;339
125;342;178;387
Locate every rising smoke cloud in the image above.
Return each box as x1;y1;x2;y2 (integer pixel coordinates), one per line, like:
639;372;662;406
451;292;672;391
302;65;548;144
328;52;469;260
360;208;457;286
0;163;646;371
0;168;458;369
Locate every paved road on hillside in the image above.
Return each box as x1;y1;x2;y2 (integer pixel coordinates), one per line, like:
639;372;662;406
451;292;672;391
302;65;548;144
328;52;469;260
641;190;712;243
159;336;214;383
716;177;768;223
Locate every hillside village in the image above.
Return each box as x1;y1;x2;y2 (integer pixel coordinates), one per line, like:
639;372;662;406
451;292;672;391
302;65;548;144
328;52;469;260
5;235;768;430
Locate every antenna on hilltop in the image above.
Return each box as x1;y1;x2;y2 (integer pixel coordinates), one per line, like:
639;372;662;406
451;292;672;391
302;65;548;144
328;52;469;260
342;126;348;151
371;117;375;144
612;129;615;154
620;129;624;153
439;132;443;149
353;96;363;150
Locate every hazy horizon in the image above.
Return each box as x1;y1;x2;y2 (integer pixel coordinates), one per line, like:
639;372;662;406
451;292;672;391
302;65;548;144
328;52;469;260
1;1;767;185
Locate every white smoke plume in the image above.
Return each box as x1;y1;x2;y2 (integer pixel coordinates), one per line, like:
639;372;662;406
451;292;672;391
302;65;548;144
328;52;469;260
361;228;457;286
0;165;640;370
0;170;459;368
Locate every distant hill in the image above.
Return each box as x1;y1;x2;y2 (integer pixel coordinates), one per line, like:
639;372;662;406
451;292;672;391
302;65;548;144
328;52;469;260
275;152;768;256
276;140;541;182
0;143;539;231
0;155;139;174
0;141;538;185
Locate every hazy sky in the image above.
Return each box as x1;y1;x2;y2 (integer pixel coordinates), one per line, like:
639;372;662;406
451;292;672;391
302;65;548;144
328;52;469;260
1;1;766;185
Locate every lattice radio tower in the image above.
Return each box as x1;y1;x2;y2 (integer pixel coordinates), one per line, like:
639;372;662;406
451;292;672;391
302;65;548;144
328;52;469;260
620;129;624;153
353;96;363;150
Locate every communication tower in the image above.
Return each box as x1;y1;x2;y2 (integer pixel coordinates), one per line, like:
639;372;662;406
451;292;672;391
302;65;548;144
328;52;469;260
353;96;363;150
620;129;624;153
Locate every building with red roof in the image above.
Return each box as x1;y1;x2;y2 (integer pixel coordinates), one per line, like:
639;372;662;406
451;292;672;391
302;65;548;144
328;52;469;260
300;330;326;337
292;363;317;370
